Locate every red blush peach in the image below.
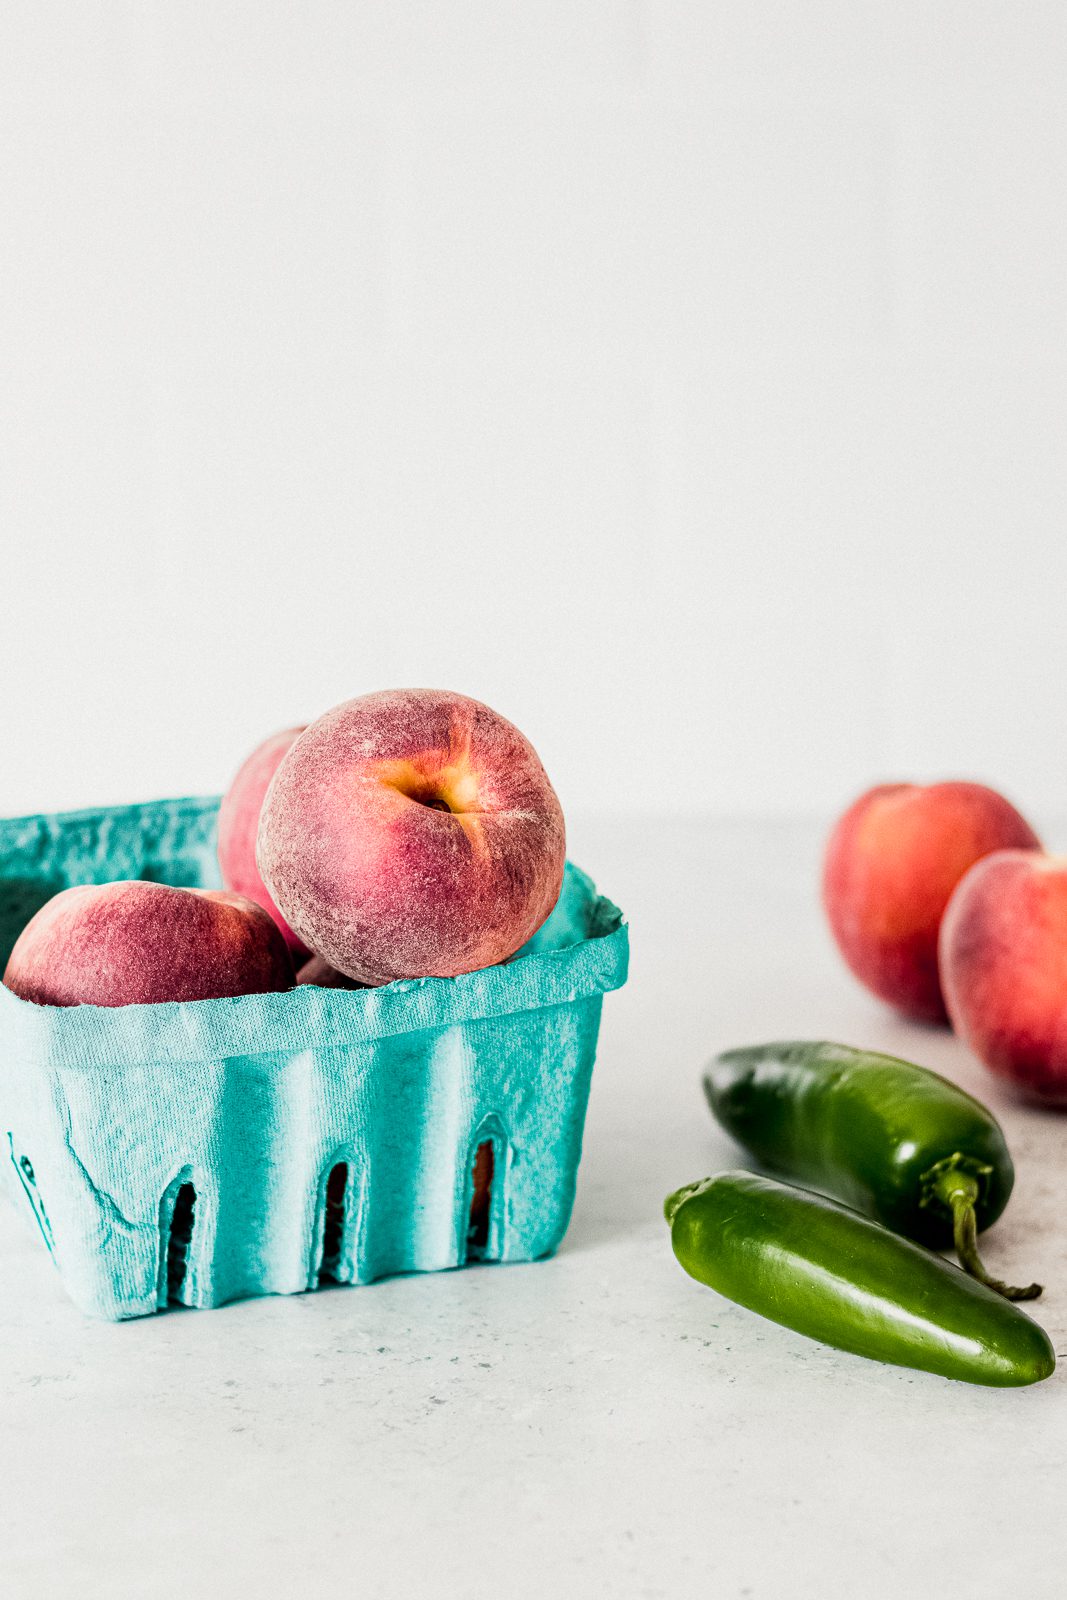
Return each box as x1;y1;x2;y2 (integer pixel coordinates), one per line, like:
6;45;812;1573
257;689;566;986
822;781;1040;1023
218;726;308;958
941;850;1067;1104
3;881;294;1007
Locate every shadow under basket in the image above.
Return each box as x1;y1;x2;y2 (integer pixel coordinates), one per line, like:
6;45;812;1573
0;797;628;1321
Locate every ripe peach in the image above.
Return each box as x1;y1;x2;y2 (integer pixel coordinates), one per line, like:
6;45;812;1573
295;954;364;989
217;726;308;957
941;851;1067;1103
822;782;1040;1023
3;881;294;1006
257;688;566;986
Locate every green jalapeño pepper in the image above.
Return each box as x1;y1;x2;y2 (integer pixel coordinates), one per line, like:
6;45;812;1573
704;1040;1040;1301
666;1172;1055;1387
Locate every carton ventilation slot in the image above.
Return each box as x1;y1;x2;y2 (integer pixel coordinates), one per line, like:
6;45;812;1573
164;1181;197;1306
467;1139;496;1262
319;1162;349;1285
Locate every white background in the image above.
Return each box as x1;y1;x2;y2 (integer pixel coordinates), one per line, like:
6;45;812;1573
2;4;1066;822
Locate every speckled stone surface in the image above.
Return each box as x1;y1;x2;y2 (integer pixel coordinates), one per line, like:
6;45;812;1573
2;817;1065;1599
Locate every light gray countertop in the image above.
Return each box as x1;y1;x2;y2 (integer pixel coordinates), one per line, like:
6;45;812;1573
3;817;1064;1599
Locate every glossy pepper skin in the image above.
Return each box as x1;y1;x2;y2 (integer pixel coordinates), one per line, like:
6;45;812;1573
705;1040;1012;1247
666;1172;1055;1388
705;1040;1039;1300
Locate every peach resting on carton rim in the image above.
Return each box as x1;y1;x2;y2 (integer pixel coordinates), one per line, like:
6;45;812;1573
3;881;294;1007
257;688;567;987
217;724;309;958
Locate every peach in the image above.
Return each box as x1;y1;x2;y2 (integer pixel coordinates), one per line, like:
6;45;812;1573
3;881;294;1007
941;851;1067;1103
822;781;1040;1023
217;726;309;957
296;954;364;989
257;688;566;986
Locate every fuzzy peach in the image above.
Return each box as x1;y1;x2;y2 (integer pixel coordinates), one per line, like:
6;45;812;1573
296;954;364;989
822;781;1040;1023
217;726;308;957
941;851;1067;1103
3;881;294;1007
257;689;566;986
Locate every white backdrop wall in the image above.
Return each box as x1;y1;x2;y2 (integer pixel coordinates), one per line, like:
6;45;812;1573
2;4;1065;820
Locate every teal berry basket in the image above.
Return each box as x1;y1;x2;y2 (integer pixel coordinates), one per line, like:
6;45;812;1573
0;796;628;1321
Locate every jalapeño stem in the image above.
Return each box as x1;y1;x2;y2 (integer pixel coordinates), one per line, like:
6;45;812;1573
931;1168;1042;1302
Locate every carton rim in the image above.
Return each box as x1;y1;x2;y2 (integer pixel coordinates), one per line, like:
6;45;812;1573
0;797;628;1070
